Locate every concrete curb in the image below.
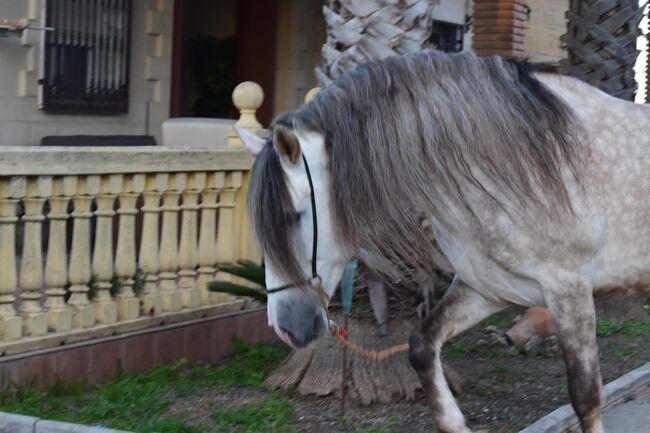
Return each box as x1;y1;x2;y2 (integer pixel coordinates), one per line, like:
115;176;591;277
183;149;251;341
0;413;132;433
519;362;650;433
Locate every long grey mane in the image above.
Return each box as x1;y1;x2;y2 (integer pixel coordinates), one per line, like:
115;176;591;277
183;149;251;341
249;50;583;283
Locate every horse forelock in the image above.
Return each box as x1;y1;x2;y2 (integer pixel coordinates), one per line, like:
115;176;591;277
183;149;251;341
285;50;585;281
247;141;304;284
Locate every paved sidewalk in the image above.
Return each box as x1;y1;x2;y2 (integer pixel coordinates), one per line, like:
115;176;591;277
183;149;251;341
602;385;650;433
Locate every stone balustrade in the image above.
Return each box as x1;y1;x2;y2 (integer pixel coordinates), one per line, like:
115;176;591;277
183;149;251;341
0;82;266;355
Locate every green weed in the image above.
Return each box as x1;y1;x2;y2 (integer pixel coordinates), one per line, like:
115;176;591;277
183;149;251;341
443;340;473;357
0;338;288;433
212;396;295;433
596;319;650;339
480;314;514;330
354;427;393;433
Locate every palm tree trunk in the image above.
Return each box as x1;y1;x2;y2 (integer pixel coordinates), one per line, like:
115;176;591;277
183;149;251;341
563;0;645;101
316;0;440;84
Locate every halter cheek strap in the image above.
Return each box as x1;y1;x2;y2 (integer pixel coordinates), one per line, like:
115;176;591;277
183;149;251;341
266;153;320;294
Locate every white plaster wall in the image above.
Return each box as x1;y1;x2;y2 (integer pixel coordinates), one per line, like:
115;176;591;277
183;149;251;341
0;0;174;146
525;0;569;62
432;0;466;24
432;0;473;52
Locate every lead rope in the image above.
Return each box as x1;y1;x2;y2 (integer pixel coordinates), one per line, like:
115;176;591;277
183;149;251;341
314;282;410;361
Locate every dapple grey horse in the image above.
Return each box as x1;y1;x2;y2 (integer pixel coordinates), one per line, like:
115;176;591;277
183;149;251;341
237;50;650;433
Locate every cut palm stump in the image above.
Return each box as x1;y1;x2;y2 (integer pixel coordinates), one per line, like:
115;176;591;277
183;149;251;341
265;316;464;406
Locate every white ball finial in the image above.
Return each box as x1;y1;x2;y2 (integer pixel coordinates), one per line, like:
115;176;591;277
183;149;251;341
232;81;264;130
304;87;321;103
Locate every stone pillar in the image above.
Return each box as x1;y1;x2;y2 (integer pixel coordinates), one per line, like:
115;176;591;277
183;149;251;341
0;178;25;340
115;175;145;320
159;173;184;312
68;176;99;328
139;174;166;316
19;177;52;336
178;172;204;308
197;172;224;304
92;175;120;324
44;176;75;332
472;0;528;58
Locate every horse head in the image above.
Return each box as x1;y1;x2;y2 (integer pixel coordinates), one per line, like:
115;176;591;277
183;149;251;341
238;126;351;348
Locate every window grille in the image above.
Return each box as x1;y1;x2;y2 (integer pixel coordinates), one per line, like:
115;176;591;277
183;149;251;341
429;21;464;53
43;0;132;113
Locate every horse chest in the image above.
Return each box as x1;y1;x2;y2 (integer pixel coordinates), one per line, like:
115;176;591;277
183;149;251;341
431;222;547;306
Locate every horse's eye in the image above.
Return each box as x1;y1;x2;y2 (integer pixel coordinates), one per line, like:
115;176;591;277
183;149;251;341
287;212;302;225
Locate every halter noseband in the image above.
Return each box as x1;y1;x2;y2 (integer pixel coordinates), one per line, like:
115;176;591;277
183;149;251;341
266;153;321;295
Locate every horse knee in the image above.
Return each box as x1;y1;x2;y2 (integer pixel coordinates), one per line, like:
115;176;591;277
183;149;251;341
409;325;436;372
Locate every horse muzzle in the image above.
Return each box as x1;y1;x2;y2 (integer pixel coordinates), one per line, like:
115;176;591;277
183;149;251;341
272;298;328;348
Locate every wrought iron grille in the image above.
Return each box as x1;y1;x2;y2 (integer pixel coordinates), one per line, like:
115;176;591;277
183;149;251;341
429;21;464;53
43;0;132;113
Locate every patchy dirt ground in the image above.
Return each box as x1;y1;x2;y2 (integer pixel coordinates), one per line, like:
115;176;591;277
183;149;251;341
164;306;650;433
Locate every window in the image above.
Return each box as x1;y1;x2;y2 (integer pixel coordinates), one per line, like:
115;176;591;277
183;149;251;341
43;0;132;113
429;21;464;53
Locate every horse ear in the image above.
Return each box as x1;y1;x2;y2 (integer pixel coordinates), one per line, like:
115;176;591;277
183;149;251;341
235;127;265;155
272;124;301;164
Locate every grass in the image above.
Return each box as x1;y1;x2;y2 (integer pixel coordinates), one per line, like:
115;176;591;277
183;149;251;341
596;319;650;339
443;340;473;357
0;338;289;433
213;396;295;433
480;314;514;330
353;427;393;433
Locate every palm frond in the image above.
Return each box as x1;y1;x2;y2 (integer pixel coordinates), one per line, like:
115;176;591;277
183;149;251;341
217;261;266;287
208;281;267;303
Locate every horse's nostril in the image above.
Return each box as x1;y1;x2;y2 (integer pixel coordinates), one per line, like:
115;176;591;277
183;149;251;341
313;315;324;337
280;327;297;346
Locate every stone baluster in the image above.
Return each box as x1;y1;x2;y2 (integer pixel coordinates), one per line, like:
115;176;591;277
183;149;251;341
214;171;242;303
0;178;25;340
233;174;261;265
228;82;265;265
159;173;185;312
115;175;144;320
139;174;165;316
178;172;204;308
19;176;52;336
68;175;99;328
227;81;264;147
197;172;224;304
92;175;120;324
44;176;75;332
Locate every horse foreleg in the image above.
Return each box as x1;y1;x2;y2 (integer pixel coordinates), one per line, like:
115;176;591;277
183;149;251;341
546;285;604;433
409;277;504;433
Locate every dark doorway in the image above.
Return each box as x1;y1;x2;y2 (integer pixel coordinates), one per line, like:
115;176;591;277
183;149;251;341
170;0;277;125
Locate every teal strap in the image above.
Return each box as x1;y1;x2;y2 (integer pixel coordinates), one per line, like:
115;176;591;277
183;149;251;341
339;259;358;314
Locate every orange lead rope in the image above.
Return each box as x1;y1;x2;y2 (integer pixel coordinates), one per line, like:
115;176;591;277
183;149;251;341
315;280;410;361
330;322;410;361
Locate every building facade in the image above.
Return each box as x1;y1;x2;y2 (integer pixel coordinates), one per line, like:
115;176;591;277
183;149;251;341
0;0;571;147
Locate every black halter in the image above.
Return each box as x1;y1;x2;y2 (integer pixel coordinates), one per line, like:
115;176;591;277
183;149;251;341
266;153;320;294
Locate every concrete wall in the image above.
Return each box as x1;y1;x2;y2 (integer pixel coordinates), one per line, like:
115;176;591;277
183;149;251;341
0;0;174;146
524;0;569;62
